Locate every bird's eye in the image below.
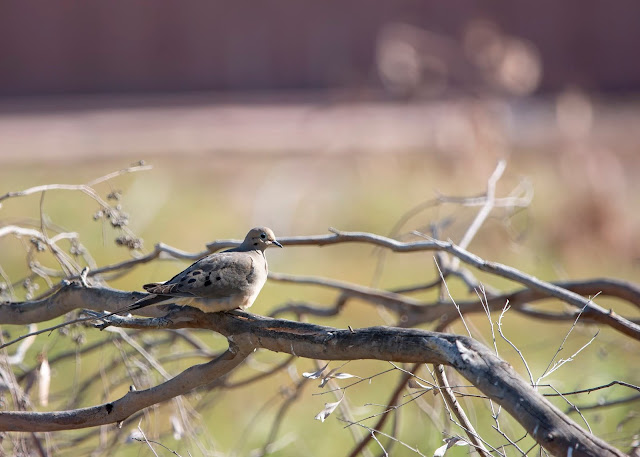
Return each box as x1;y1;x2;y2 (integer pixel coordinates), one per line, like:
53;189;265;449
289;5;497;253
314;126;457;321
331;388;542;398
260;233;266;239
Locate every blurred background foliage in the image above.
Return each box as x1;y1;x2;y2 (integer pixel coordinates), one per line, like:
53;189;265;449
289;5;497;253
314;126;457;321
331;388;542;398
1;1;639;456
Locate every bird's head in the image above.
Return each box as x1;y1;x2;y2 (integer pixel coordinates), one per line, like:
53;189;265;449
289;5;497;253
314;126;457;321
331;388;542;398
244;226;283;251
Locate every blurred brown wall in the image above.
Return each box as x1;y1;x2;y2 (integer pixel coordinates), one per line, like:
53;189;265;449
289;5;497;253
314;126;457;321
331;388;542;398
0;0;638;96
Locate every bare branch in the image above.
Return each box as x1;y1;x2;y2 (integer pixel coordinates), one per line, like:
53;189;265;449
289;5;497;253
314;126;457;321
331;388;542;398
566;394;640;413
1;218;637;457
3;226;638;398
273;230;640;324
269;272;423;312
220;355;296;389
5;231;639;340
0;163;152;206
0;337;252;432
0;299;624;457
0;282;161;326
451;159;506;269
269;270;640;338
497;302;535;385
548;380;640;396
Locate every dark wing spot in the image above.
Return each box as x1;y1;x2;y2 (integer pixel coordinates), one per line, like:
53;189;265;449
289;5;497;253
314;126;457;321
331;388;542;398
246;263;255;282
216;276;221;281
191;270;202;276
204;280;212;286
105;403;114;414
180;277;187;282
201;263;214;272
188;278;197;284
253;242;258;246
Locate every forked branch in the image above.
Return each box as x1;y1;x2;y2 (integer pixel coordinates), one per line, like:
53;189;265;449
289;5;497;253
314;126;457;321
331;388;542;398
0;301;627;457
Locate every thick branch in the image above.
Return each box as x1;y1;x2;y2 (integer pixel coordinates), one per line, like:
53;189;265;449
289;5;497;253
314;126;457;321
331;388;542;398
0;302;626;457
0;339;251;432
80;308;628;457
0;282;164;325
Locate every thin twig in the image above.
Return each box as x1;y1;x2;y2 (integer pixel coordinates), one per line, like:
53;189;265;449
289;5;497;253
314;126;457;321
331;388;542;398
539;331;600;382
346;364;419;457
566;394;640;413
339;418;427;457
497;302;535;386
536;296;601;385
542;380;640;396
491;426;527;456
434;257;471;337
0;314;99;350
546;385;592;433
0;163;152;205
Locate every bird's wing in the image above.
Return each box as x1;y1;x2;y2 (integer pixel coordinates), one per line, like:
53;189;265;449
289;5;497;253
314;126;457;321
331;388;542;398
143;251;260;300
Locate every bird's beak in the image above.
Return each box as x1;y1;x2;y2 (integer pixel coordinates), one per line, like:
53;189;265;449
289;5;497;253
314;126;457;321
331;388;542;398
272;240;283;248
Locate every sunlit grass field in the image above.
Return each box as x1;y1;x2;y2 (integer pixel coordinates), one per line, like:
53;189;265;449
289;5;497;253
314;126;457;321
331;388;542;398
1;136;639;455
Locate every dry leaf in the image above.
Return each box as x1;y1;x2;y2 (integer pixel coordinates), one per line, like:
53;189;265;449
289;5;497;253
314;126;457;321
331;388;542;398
333;373;356;379
302;363;329;380
170;415;184;440
38;356;50;407
314;397;343;422
433;437;468;456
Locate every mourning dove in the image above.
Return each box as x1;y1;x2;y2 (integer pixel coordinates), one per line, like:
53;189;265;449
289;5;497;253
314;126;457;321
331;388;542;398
130;227;282;313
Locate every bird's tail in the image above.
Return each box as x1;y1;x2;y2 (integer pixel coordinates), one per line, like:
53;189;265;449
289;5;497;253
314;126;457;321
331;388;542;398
93;293;175;323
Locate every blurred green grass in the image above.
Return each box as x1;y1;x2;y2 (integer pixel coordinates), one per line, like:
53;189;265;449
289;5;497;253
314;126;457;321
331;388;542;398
1;151;639;456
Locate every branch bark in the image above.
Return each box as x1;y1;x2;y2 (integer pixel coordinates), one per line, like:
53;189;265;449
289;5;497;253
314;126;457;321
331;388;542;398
0;282;165;326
